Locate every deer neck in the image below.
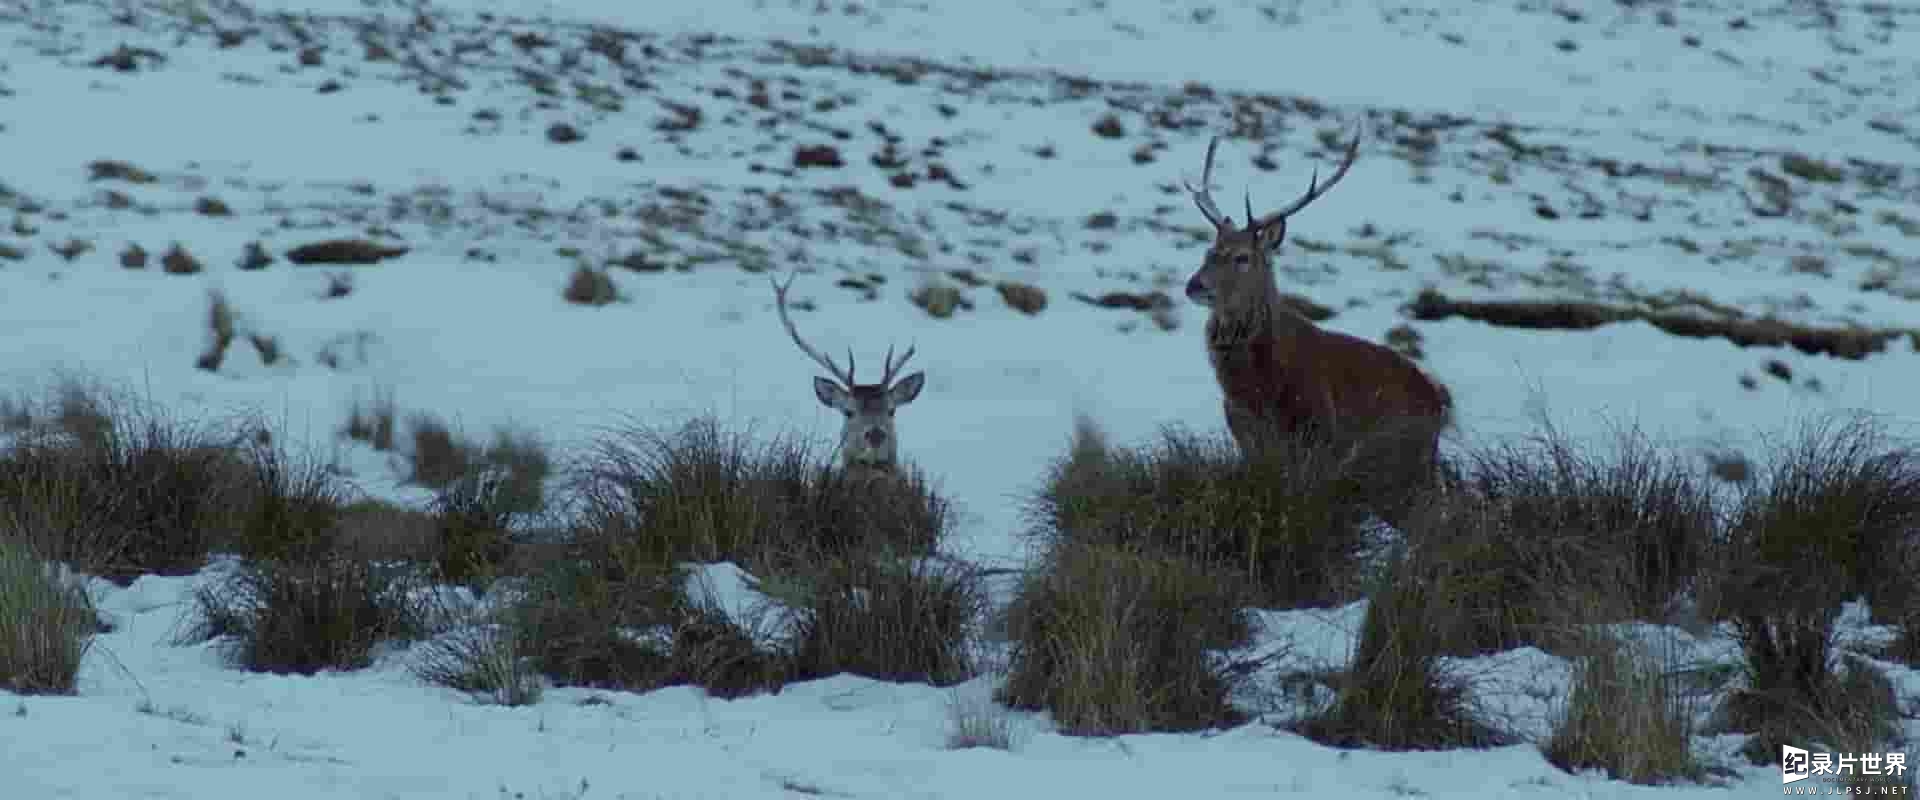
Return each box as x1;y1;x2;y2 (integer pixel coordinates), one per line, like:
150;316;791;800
1208;280;1315;350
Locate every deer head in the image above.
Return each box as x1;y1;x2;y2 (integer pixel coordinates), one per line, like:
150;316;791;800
1183;130;1361;316
770;272;926;477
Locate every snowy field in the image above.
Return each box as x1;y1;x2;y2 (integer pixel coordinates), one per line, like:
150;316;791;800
2;0;1918;796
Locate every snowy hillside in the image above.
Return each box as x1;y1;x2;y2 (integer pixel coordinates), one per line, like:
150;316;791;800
1;0;1918;796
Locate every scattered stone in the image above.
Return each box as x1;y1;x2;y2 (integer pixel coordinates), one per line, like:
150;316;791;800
1071;290;1174;312
888;172;916;189
91;45;165;72
1738;373;1758;390
793;144;844;168
608;251;667;272
237;241;274;270
1384;324;1425;360
49;239;92;262
563;266;618;306
996;281;1047;315
87;159;155;183
195;197;232;217
947;269;988;289
546;123;584;144
1787;254;1828;277
297;47;325;67
285;239;408;265
1780;153;1844;183
615;146;640;162
120;243;148;269
161;243;202;274
1085;211;1118;230
0;242;25;261
1091;114;1125;139
1762;359;1793;382
910;285;968;319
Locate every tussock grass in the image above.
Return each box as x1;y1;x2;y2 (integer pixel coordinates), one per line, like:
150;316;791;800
1028;417;1377;609
411;599;544;706
431;470;523;589
517;414;959;697
946;691;1021;751
1543;634;1703;785
343;387;397;452
510;557;786;698
999;541;1256;736
1703;414;1918;764
190;550;425;675
0;377;246;583
1458;421;1718;622
189;443;423;675
404;414;552;515
1297;512;1512;751
570;416;945;579
779;552;982;686
0;540;98;695
1381;488;1618;657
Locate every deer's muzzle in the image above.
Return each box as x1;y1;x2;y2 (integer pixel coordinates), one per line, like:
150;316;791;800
1185;274;1214;307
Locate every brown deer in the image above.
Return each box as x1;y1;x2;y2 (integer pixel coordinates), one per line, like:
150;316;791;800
771;272;926;479
1181;130;1454;504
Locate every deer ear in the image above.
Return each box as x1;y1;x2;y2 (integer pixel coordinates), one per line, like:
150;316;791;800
1256;219;1288;253
813;377;849;410
888;372;926;407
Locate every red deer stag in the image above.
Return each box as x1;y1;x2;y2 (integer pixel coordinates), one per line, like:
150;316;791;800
771;272;926;480
1181;130;1453;496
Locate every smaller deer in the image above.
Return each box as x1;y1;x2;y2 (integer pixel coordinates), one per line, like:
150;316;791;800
1182;130;1453;494
771;272;926;479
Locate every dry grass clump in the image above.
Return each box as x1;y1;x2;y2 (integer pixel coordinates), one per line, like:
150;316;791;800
0;377;246;583
0;540;99;695
497;414;967;698
1028;417;1379;609
1295;518;1512;751
999;541;1256;736
1543;634;1704;784
1702;414;1917;765
187;442;424;675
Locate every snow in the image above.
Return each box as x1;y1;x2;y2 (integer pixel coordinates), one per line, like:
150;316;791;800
2;0;1918;796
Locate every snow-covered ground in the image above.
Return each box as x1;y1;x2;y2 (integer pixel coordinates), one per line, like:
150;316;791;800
2;0;1918;796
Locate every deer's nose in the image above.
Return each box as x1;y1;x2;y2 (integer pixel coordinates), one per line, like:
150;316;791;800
864;428;887;448
1185;275;1214;306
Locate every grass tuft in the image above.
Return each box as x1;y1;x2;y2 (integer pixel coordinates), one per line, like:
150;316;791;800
1543;635;1703;784
0;540;98;695
999;541;1255;736
1028;419;1379;609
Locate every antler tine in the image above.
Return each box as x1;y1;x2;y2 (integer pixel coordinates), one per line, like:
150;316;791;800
880;342;917;386
1250;125;1362;230
1183;136;1231;231
769;272;854;387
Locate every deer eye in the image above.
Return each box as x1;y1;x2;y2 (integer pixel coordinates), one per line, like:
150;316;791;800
841;410;854;419
1232;253;1251;268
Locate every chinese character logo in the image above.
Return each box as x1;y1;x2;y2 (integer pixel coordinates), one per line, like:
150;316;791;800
1784;745;1811;784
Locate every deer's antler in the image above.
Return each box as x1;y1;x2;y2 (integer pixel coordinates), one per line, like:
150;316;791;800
771;272;855;387
1183;137;1231;233
878;342;917;387
1248;125;1362;232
